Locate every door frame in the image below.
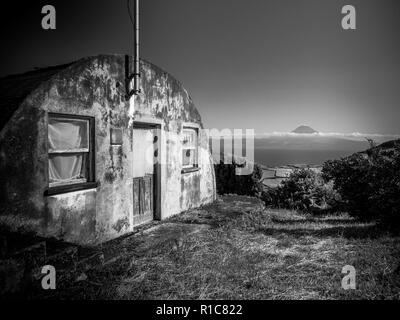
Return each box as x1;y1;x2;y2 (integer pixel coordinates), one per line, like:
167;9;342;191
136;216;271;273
132;119;162;221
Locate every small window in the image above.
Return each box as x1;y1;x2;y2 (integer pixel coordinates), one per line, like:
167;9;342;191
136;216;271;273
182;127;198;170
110;128;123;145
48;114;95;190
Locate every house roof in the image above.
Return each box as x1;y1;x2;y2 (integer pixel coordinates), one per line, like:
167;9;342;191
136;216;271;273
0;63;73;130
0;54;201;131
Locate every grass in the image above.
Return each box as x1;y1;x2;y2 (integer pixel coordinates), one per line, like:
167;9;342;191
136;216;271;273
35;196;400;300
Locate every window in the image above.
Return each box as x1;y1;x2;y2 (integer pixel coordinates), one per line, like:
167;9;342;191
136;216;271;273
182;127;198;171
47;114;95;193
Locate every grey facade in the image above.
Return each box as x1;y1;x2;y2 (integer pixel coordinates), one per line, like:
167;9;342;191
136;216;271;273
0;54;216;245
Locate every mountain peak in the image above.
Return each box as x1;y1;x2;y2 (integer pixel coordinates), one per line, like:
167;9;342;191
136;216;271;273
292;125;318;134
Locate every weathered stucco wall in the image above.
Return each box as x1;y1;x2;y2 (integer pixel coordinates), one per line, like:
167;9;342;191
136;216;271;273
0;54;216;245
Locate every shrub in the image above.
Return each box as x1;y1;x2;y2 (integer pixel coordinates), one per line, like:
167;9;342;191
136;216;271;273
322;140;400;223
262;169;340;212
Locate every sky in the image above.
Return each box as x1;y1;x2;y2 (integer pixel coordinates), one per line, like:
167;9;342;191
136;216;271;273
1;0;399;134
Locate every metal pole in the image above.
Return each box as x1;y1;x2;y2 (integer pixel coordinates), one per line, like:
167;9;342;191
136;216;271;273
134;0;140;94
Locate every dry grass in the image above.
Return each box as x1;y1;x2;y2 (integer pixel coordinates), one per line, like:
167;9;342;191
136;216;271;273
43;197;400;300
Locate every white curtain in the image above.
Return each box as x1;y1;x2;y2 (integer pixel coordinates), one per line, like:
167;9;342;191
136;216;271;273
49;154;86;183
48;118;88;184
182;149;195;167
48;118;88;150
182;129;197;167
182;129;196;148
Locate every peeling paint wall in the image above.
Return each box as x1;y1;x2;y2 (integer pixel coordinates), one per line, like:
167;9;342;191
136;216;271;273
0;54;216;245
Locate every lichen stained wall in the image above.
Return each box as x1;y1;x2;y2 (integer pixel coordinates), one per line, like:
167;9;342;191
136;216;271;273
0;54;216;245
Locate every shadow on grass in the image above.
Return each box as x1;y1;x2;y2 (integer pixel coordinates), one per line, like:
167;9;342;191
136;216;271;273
271;218;357;225
259;223;399;240
168;206;246;228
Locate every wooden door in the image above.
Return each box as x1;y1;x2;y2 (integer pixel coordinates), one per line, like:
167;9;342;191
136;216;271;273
132;127;156;225
132;175;153;225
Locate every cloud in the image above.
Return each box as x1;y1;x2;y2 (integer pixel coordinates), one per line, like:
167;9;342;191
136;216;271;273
255;131;400;142
208;129;400;142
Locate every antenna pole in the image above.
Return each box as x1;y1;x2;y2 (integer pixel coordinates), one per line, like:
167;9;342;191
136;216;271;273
126;0;140;100
133;0;140;94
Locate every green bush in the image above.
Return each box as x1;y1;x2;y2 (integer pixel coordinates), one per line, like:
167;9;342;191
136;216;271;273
262;169;340;212
322;141;400;223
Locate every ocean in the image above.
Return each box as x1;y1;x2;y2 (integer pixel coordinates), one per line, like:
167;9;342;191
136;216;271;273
252;148;356;167
210;135;372;167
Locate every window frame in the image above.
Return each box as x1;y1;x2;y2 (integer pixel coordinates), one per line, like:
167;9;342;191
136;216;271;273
45;112;96;196
181;126;200;173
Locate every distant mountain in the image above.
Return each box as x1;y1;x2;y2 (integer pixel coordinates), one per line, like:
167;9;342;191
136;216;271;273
292;126;318;134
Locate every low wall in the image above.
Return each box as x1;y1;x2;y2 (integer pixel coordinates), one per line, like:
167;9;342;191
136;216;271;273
214;162;263;196
261;164;322;189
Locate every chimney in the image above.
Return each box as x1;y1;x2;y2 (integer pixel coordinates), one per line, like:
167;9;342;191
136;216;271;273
133;0;140;95
126;0;140;100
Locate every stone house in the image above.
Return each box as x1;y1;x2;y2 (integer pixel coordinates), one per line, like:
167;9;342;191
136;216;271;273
0;54;216;245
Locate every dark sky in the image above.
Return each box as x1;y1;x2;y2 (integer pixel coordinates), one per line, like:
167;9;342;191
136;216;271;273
1;0;399;134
